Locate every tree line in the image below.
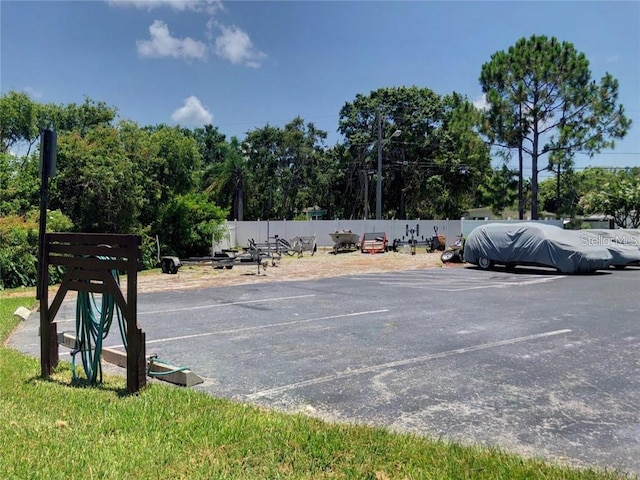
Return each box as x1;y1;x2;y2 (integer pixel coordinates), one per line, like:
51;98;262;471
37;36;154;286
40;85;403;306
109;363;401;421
1;35;638;288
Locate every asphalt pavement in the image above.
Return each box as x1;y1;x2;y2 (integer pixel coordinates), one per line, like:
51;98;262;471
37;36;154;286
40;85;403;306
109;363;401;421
8;265;640;475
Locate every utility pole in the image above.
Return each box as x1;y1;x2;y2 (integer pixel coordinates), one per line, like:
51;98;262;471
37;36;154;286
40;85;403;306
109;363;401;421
376;107;383;220
374;106;401;220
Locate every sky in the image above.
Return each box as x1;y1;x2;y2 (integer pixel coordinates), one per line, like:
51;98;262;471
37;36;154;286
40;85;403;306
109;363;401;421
1;0;639;176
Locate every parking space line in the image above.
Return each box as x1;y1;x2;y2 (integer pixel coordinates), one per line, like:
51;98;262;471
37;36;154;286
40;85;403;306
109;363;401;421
247;329;572;400
53;294;318;324
347;272;564;292
434;276;565;291
127;309;390;347
139;294;316;315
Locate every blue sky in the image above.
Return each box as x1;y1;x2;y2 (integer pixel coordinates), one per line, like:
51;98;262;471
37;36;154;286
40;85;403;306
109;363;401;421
2;0;639;175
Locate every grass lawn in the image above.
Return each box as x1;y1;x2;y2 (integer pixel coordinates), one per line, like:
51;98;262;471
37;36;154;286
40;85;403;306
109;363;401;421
0;292;634;479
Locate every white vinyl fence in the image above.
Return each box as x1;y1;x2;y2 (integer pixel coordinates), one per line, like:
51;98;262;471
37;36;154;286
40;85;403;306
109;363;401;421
218;218;578;250
221;219;462;249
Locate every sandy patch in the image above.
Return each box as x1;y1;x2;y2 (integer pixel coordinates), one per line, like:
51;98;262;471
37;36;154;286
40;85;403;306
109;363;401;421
3;248;463;297
133;248;459;293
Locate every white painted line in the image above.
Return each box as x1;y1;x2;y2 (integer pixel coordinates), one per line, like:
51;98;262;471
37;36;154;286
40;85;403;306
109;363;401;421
53;294;317;323
247;328;572;400
351;274;564;292
140;294;316;315
123;309;390;347
434;276;566;291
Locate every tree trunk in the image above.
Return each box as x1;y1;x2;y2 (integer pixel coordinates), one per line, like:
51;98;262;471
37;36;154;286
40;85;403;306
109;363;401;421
518;102;524;220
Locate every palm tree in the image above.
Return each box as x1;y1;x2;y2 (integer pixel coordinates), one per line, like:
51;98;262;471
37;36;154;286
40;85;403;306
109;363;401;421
204;137;247;221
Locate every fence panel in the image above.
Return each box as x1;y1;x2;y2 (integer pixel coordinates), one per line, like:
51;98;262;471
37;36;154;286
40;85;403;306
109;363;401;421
225;219;463;248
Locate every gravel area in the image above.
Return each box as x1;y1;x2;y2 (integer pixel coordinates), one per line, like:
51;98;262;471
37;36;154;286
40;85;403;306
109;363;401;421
2;248;461;298
133;248;457;293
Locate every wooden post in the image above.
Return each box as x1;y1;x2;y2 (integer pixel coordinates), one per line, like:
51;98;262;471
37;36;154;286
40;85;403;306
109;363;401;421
126;235;146;393
39;233;58;377
38;130;58;377
40;233;146;393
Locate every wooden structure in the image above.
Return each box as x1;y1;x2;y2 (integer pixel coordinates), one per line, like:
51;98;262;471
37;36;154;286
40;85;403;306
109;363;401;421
39;233;146;394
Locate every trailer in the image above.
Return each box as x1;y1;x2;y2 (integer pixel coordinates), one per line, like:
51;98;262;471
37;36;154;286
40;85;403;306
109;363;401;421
158;237;280;275
390;225;446;254
329;230;360;254
360;231;388;254
289;235;318;257
211;239;281;273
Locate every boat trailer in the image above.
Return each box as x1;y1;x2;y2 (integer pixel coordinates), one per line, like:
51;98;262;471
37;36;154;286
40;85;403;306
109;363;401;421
329;230;360;254
390;225;447;254
160;238;281;275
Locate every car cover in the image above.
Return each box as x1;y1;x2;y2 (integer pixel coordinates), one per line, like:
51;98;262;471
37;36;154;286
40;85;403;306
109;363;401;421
463;223;613;273
581;229;640;266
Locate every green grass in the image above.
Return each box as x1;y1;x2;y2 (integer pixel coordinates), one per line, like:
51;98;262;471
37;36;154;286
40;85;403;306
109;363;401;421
0;292;634;479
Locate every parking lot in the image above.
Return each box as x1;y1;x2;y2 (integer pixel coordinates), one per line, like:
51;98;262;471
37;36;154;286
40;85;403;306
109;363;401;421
10;266;640;474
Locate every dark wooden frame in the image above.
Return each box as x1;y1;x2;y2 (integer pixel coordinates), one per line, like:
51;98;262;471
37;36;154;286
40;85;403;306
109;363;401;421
39;233;146;393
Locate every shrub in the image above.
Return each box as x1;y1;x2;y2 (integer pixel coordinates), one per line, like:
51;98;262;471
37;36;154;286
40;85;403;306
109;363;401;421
0;212;70;289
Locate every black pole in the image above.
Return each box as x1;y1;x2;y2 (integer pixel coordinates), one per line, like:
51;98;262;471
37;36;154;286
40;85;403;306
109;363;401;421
37;129;57;377
36;173;47;300
37;130;56;300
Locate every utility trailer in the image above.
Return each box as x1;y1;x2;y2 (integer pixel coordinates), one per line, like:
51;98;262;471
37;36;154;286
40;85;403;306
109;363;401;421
158;237;280;275
289;235;317;257
390;225;446;254
329;230;360;254
211;239;281;273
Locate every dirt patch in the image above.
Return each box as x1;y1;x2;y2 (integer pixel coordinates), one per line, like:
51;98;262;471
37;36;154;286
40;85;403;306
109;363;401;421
2;248;462;298
134;248;461;293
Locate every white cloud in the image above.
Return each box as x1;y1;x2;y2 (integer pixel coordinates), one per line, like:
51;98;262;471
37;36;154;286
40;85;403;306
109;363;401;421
113;0;265;68
473;93;489;111
137;20;207;60
107;0;223;15
23;86;43;99
171;96;213;125
214;24;266;68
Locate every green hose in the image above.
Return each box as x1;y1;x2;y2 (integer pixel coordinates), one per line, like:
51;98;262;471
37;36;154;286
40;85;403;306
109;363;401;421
72;256;192;384
72;260;125;384
147;357;189;377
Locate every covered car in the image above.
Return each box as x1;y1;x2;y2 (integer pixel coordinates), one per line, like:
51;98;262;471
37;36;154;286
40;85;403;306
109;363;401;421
463;223;613;273
581;229;640;268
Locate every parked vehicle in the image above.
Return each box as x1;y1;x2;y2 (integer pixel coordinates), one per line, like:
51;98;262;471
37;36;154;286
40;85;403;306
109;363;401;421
463;223;613;273
360;231;388;254
581;229;640;269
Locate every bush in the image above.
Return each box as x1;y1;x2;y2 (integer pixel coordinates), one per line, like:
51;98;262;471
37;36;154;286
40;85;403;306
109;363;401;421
0;217;38;289
0;212;70;289
158;193;228;258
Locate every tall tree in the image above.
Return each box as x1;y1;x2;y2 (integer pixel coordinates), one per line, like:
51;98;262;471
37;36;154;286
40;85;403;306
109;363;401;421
50;126;143;233
204;137;248;221
478;163;519;217
339;87;490;219
148;125;203;201
278;117;328;219
192;124;228;168
0;152;41;215
243;124;282;220
579;168;640;228
242;118;328;220
0;91;118;155
480;35;631;219
0;91;39;155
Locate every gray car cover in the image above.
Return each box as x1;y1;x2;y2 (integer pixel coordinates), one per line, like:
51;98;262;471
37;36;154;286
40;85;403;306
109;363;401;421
464;223;613;273
581;229;640;266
